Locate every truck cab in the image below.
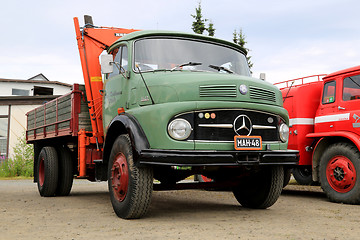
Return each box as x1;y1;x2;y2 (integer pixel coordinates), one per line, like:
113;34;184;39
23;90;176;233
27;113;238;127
102;31;292;154
315;66;360;135
100;30;298;217
278;66;360;205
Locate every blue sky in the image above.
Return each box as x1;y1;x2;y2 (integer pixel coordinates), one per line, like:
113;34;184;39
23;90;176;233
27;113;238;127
0;0;359;84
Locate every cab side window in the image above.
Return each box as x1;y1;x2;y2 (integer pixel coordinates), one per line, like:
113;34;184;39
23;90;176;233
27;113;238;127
120;46;128;73
108;45;128;78
343;74;360;101
108;48;120;79
322;81;336;104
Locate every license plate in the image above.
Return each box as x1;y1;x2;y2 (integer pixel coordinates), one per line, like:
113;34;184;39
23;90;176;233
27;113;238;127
234;136;262;150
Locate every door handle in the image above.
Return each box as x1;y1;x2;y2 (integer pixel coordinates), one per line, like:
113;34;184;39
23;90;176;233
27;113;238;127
338;106;346;110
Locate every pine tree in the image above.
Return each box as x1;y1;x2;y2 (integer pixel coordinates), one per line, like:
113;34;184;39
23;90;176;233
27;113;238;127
233;30;238;44
191;2;207;34
207;21;215;37
233;28;253;72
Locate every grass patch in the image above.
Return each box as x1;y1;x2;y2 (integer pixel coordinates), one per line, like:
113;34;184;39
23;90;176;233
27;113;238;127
0;134;34;178
0;176;33;180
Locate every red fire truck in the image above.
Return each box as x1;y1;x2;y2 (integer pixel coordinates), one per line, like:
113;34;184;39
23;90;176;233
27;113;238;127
276;65;360;204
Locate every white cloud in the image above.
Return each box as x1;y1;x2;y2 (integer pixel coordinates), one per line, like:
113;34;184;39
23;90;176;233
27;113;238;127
252;39;360;84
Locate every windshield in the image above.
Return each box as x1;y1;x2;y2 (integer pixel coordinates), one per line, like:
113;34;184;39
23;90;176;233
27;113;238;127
134;38;251;76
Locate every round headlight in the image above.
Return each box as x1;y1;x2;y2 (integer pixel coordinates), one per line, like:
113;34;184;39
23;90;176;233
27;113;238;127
279;123;289;142
168;119;192;140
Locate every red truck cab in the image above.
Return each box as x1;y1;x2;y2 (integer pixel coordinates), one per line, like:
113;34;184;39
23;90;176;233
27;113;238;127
276;66;360;204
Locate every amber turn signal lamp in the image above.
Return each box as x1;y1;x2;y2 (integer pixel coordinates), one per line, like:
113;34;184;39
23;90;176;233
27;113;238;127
118;107;125;114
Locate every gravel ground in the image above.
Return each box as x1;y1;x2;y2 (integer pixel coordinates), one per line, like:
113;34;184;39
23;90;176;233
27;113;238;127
0;179;359;240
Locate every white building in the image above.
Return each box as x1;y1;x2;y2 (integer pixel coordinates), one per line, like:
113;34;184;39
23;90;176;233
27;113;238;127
0;74;72;161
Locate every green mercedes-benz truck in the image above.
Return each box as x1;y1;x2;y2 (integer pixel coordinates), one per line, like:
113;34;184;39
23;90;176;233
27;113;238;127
26;16;298;219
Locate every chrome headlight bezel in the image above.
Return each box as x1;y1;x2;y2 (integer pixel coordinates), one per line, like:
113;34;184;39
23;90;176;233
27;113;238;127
279;123;290;142
167;118;192;140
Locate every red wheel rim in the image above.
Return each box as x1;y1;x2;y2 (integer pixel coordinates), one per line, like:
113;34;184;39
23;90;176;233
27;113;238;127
326;155;356;193
111;153;129;202
38;157;45;187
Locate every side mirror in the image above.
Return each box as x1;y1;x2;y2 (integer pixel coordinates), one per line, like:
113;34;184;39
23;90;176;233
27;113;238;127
260;73;266;81
101;54;114;74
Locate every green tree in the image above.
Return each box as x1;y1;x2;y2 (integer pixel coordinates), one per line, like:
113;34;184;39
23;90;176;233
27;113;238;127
207;21;215;37
233;29;253;72
191;2;215;36
191;2;207;34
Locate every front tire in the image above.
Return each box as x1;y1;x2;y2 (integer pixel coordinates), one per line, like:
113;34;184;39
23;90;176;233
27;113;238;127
37;146;59;197
283;168;292;188
233;166;283;209
319;143;360;204
108;134;153;219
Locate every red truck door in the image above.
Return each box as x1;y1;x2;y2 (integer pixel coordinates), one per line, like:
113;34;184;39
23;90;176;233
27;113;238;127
336;73;360;134
315;80;339;132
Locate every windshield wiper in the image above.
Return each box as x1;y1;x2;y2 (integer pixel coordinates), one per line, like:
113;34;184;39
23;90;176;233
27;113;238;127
171;62;202;71
208;64;234;74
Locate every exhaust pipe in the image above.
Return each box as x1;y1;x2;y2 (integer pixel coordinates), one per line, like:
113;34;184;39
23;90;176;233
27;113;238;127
84;15;94;27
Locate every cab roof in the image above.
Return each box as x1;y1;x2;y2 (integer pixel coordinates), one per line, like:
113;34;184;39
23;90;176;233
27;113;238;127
109;30;247;55
324;65;360;80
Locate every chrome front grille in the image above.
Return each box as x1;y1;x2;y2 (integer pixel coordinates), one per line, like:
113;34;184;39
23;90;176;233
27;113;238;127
170;109;281;142
249;86;276;102
199;85;237;97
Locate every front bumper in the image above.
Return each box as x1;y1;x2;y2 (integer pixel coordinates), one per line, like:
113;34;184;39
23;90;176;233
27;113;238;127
139;149;299;166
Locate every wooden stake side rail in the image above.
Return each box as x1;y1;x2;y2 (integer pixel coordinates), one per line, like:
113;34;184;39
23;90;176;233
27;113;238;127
26;84;92;142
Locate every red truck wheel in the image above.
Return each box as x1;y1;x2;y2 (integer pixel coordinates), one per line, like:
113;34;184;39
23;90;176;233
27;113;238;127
108;134;153;219
37;147;59;197
320;143;360;204
233;166;283;209
110;152;129;202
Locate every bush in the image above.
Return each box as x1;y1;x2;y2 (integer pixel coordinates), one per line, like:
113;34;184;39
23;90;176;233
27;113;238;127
0;134;34;177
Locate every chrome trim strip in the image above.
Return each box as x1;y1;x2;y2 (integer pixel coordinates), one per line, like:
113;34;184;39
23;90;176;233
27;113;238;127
198;124;276;130
252;125;276;130
198;124;233;128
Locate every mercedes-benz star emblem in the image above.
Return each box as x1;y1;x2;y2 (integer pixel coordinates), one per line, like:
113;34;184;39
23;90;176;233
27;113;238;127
233;115;252;136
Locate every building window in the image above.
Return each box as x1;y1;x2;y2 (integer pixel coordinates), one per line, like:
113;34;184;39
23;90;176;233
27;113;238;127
0;117;8;160
33;86;53;95
12;88;30;96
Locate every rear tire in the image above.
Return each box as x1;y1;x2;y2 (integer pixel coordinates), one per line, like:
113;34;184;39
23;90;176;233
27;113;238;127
293;166;313;185
320;143;360;204
233;166;283;209
108;134;153;219
56;146;73;196
37;146;58;197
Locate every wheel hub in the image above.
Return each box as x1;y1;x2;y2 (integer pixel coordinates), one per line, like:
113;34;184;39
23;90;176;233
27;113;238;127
111;153;129;202
326;156;356;193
